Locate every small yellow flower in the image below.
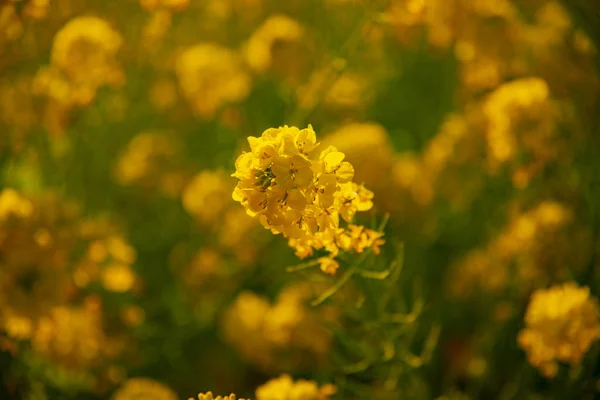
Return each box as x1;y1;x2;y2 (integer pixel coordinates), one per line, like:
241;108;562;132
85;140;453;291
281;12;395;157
318;257;339;275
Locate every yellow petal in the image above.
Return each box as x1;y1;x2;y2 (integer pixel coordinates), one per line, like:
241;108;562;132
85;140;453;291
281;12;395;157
324;151;346;169
336;162;354;183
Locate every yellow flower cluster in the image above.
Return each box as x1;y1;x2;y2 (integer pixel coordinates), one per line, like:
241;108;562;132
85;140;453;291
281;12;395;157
192;393;245;400
115;132;186;197
34;16;124;108
140;0;189;12
244;15;305;74
483;77;554;177
232;125;383;274
176;43;251;118
32;297;117;370
182;170;234;225
449;201;573;297
112;378;178;400
222;283;334;371
0;190;78;342
255;374;336;400
74;235;138;293
518;283;600;378
0;188;34;220
0;0;48;48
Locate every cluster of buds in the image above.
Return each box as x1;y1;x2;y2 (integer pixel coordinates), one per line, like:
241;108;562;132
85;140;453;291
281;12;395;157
232;125;384;274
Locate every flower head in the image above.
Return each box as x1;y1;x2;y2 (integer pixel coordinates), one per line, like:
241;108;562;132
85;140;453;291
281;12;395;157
231;125;383;273
518;282;600;378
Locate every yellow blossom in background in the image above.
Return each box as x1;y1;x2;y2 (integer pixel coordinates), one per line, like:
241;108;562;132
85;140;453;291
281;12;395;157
192;393;245;400
0;4;24;45
182;170;233;225
222;283;334;371
518;283;600;378
112;378;178;400
114;132;186;197
32;297;119;370
175;43;251;118
33;16;123;108
483;77;553;175
0;191;80;342
102;263;137;293
449;201;575;297
244;14;305;73
140;0;189;12
255;374;336;400
0;188;33;220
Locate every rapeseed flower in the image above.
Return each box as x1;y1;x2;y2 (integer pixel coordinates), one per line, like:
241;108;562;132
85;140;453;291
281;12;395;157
112;378;178;400
193;393;244;400
175;43;251;118
255;374;336;400
232;125;383;273
518;283;600;378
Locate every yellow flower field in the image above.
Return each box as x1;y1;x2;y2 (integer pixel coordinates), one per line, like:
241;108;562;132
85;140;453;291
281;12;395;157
1;0;599;399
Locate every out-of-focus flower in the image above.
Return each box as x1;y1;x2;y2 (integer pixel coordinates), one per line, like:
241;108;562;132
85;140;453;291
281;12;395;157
0;5;24;45
0;188;33;220
483;77;553;175
222;283;334;372
244;15;304;73
518;283;600;378
140;0;189;12
449;201;575;297
32;297;121;370
297;69;370;112
0;191;79;342
114;132;186;197
182;170;233;225
35;16;123;105
255;374;336;400
112;377;178;400
175;43;251;118
192;393;245;400
73;234;139;293
32;16;124;133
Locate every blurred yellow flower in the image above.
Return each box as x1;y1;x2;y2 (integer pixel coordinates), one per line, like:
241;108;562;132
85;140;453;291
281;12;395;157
223;284;333;371
33;16;124;107
182;170;233;225
112;378;178;400
255;374;336;400
192;393;245;400
0;188;33;220
140;0;189;12
244;15;304;73
102;263;137;293
518;283;600;378
176;43;251;118
33;297;115;369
